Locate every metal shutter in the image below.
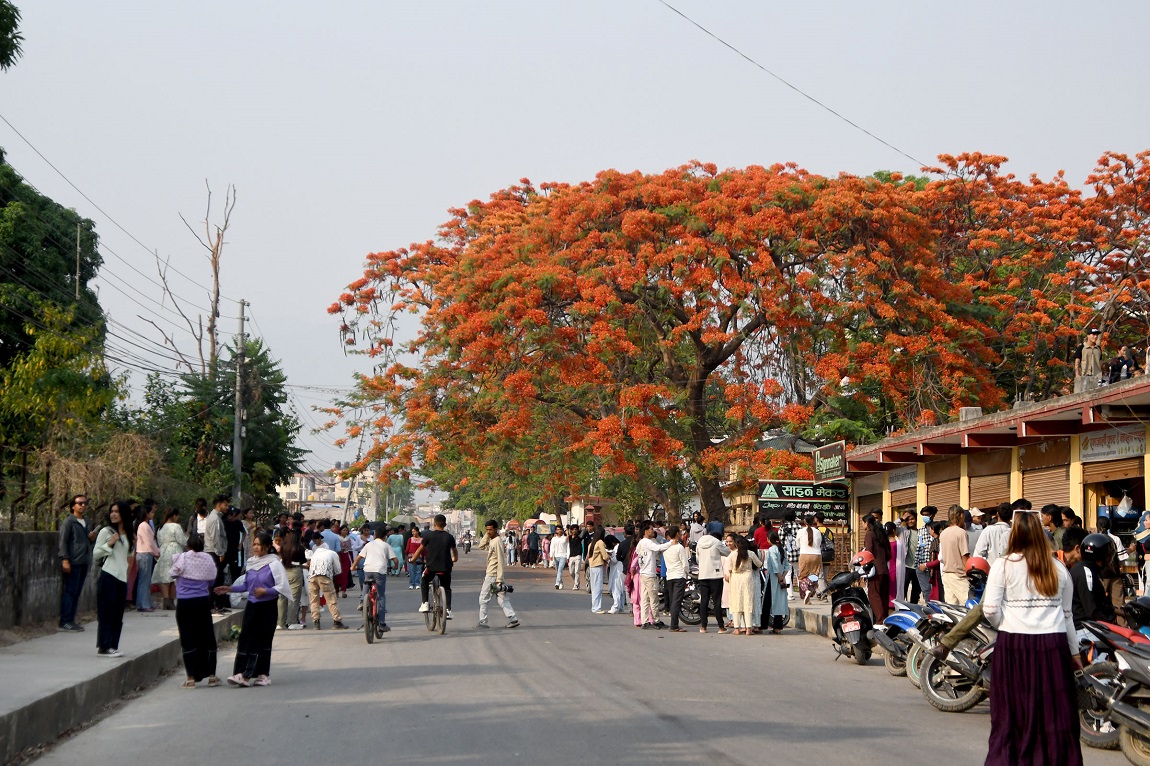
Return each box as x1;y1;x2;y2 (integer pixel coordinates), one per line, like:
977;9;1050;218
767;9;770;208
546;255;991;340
1082;458;1144;485
927;479;960;511
889;487;917;509
857;493;883;516
1022;466;1069;508
970;474;1011;510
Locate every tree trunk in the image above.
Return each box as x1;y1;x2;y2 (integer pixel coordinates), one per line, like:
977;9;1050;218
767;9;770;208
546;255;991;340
697;474;727;522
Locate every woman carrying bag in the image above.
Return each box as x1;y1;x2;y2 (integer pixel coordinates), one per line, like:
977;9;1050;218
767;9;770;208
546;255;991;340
93;501;133;657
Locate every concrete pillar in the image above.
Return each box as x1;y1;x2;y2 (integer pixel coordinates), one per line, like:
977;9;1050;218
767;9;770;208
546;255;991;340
1010;447;1022;500
1069;434;1085;523
916;464;927;518
959;454;970;508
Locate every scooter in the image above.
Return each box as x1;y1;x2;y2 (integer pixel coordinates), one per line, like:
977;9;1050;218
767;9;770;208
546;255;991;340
872;599;929;677
918;601;997;713
1077;620;1150;765
827;551;877;665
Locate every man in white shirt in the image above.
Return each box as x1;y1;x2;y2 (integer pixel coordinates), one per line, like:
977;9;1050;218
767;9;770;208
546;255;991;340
663;526;691;631
966;508;985;553
636;522;673;630
353;533;398;628
308;540;347;630
973;504;1013;565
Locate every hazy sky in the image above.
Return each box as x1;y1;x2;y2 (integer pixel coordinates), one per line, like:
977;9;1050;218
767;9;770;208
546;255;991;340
2;1;1148;483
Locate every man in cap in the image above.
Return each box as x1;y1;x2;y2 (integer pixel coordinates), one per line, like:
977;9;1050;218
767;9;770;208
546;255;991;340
1073;328;1103;393
913;506;937;604
966;508;985;553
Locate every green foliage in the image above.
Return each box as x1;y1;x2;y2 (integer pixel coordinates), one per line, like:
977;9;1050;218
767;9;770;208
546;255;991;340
0;1;21;72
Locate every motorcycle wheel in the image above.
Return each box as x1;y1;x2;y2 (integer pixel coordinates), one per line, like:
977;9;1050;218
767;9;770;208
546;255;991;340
906;644;924;689
1121;712;1150;766
1079;661;1120;750
920;652;985;713
852;640;871;665
680;591;702;626
884;640;908;677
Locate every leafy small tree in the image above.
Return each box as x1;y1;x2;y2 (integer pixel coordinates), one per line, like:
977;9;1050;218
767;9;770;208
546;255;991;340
0;1;22;72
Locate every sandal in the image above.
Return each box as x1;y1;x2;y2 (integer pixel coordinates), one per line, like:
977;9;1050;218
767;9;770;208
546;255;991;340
717;628;728;634
180;680;196;688
699;628;707;633
670;628;686;633
207;676;220;687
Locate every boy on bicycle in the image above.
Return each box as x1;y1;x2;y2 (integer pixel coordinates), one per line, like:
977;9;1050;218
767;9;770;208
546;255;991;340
354;532;399;631
409;514;457;619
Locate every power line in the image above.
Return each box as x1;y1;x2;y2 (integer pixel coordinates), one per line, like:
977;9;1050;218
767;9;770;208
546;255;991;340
654;1;927;168
0;110;238;302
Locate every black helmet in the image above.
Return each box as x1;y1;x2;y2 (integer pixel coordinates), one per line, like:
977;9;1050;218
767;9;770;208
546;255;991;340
1080;533;1114;565
1124;596;1150;631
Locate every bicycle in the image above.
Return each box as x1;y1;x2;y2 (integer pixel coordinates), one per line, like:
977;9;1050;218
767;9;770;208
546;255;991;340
364;579;385;644
424;571;448;635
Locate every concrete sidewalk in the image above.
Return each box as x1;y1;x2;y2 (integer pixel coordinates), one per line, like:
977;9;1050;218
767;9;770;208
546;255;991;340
789;596;833;638
0;607;243;764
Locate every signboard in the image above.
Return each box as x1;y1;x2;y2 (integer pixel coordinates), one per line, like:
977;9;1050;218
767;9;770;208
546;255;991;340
813;441;847;484
887;465;919;492
758;480;850;523
1081;425;1147;464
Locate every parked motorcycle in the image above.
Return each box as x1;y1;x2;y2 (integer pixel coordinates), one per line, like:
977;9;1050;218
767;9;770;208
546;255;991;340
872;599;929;677
827;551;877;664
918;600;997;713
1077;620;1150;765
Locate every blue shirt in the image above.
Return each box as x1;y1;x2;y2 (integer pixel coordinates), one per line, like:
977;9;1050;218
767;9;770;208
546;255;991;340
320;530;341;554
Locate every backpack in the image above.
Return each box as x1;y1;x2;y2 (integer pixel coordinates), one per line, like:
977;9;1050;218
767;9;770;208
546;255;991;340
820;529;835;563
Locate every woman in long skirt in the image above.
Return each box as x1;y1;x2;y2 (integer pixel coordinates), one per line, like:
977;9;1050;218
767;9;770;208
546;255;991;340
216;532;290;687
982;511;1082;766
763;532;789;634
153;508;187;610
93;502;133;657
170;534;219;687
723;533;762;635
335;525;353;596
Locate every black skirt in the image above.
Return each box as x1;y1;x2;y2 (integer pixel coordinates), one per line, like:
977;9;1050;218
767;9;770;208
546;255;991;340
175;595;217;681
985;630;1083;766
233;599;277;679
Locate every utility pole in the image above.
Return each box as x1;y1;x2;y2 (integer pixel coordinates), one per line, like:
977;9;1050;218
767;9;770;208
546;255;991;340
232;299;247;504
75;222;81;301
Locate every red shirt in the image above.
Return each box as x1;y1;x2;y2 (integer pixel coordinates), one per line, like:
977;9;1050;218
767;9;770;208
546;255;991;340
753;526;771;551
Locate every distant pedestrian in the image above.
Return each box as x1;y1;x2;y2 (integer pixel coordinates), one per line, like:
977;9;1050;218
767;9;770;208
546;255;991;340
93;501;133;657
58;494;96;632
133;503;160;612
354;530;398;630
216;531;290;687
695;525;731;633
862;513;891;621
796;515;823;605
763;531;788;634
689;512;706;544
982;511;1082;766
586;526;610;614
605;531;626;613
477;519;518;629
1073;328;1103;393
405;526;425;590
505;529;518;567
307;536;347;630
780;511;801;599
278;530;306;629
566;525;584;589
550;527;569;590
636;522;673;629
186;497;208;539
153;508;187;611
899;511;921;604
541;531;551;568
724;533;762;635
527;527;541;568
204;495;229;613
170;535;219;687
336;524;354;598
664;526;690;632
387;526;405;577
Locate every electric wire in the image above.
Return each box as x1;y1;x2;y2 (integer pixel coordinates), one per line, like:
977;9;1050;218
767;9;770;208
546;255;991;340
655;0;927;168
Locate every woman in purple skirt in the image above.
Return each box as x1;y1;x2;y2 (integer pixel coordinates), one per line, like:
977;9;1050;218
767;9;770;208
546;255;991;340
982;511;1082;766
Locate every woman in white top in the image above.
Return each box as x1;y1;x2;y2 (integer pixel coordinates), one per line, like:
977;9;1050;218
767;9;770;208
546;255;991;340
981;511;1082;766
723;533;762;635
93;501;133;657
796;515;823;605
550;529;569;590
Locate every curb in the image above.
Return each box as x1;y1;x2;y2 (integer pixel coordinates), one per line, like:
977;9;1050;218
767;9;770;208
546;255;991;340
1;610;244;764
789;604;833;639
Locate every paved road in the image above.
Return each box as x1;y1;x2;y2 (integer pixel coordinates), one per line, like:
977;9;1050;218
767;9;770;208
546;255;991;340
34;552;1125;766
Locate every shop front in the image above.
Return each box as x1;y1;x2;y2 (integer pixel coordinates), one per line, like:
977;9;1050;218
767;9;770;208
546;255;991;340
1019;439;1070;510
1082;425;1147;535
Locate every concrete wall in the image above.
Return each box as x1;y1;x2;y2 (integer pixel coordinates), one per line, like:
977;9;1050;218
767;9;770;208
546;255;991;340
0;532;96;629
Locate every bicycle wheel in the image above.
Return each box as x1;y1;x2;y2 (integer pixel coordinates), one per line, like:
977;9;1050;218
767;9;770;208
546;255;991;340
425;575;437;630
436;586;448;635
364;591;375;645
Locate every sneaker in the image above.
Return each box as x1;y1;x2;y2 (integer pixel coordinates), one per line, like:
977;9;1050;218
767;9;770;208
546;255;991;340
593;609;606;614
408;585;415;590
476;622;490;629
607;609;620;614
58;623;83;632
332;621;349;630
379;623;391;633
641;623;654;630
505;619;520;629
446;610;453;620
287;623;304;631
252;675;271;687
418;602;430;613
106;649;123;658
654;620;667;628
357;603;363;612
137;607;155;613
226;674;250;687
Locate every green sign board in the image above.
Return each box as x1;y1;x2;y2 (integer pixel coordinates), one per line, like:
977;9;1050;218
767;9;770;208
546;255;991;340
758;480;850;523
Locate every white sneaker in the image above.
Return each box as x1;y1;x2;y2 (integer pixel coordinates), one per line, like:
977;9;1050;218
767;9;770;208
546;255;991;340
106;649;123;658
557;584;563;590
607;608;620;614
418;602;429;613
593;609;605;614
287;623;304;630
446;610;453;620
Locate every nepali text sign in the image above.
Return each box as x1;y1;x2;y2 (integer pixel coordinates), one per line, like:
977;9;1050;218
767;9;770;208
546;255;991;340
1081;425;1147;464
758;480;850;523
813;441;847;484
